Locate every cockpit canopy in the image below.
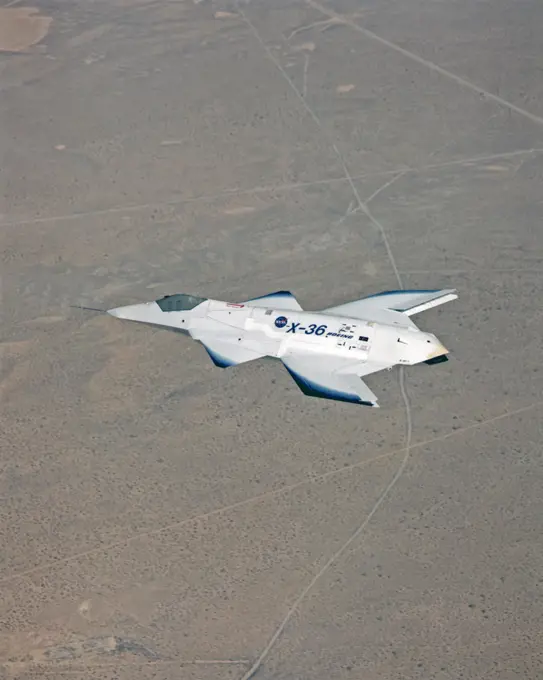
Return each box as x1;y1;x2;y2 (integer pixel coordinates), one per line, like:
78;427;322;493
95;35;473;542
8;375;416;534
156;294;207;312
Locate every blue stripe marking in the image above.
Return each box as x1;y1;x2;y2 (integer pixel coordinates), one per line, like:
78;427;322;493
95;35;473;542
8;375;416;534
203;345;236;368
246;290;296;301
365;289;439;298
284;365;366;405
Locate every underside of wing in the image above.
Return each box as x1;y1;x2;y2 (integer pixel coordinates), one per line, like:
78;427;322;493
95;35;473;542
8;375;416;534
240;290;303;311
196;333;265;368
323;289;457;323
281;354;390;407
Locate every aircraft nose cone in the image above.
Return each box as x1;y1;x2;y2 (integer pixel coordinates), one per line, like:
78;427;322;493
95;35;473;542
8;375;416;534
106;302;154;320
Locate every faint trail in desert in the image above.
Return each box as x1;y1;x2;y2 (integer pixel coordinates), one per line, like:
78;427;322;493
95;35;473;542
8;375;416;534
307;0;543;128
1;401;541;587
1;660;251;674
1;148;541;228
400;267;543;275
364;171;407;205
237;396;412;680
236;2;441;676
2;0;24;9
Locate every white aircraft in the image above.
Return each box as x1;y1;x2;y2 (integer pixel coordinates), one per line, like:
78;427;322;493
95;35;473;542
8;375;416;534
104;288;457;407
100;289;458;408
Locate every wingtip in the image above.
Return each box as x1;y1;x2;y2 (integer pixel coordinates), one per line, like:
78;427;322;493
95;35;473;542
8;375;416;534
361;400;380;408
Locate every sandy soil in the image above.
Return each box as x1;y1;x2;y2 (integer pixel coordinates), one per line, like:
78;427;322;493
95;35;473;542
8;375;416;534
0;7;52;53
1;0;542;679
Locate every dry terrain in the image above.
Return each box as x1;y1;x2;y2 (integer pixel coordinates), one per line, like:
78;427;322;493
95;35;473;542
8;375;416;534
1;1;542;679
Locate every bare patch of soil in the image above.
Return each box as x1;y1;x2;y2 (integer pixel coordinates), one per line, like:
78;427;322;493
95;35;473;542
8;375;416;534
0;7;52;53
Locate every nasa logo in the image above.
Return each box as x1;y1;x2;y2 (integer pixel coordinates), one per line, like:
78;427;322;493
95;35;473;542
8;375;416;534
275;316;288;329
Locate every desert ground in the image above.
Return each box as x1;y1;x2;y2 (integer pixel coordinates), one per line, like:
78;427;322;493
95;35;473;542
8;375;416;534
1;0;543;678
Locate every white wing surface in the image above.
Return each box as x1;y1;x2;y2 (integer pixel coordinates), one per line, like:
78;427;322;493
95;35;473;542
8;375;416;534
323;289;457;323
240;290;303;311
195;332;265;368
281;354;392;407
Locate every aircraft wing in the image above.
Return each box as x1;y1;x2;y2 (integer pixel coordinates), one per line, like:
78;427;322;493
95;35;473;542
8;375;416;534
281;353;391;407
323;289;457;323
194;331;265;368
239;290;303;311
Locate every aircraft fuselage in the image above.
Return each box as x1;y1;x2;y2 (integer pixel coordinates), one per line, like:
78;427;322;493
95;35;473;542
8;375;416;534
109;298;448;368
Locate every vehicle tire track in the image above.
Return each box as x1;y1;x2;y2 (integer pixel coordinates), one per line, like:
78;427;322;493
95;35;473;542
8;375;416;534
237;5;415;677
